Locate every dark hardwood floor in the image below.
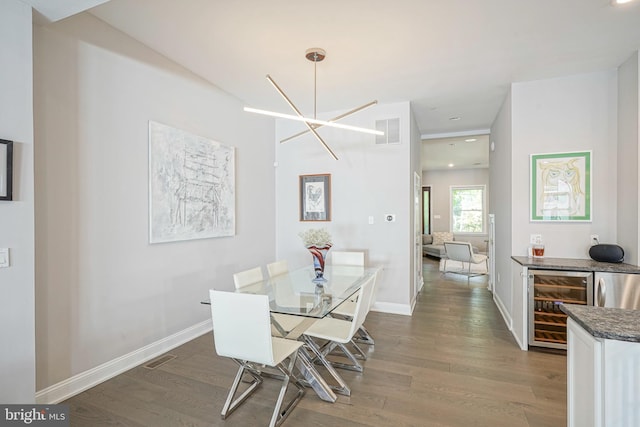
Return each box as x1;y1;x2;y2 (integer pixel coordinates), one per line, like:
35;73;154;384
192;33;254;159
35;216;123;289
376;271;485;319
63;258;566;426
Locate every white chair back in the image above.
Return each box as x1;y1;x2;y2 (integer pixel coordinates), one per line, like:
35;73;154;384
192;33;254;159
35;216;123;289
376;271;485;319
331;251;365;266
350;274;376;332
267;260;288;278
233;266;263;289
209;289;275;366
444;241;474;263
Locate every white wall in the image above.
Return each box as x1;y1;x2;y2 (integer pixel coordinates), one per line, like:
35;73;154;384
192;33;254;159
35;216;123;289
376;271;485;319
617;51;640;265
490;71;619;348
33;13;275;397
274;102;415;314
490;89;514;328
511;71;618;259
0;0;36;403
422;168;490;249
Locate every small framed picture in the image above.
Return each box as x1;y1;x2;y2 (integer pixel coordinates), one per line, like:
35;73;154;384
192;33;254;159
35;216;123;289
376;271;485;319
299;174;331;221
0;139;13;201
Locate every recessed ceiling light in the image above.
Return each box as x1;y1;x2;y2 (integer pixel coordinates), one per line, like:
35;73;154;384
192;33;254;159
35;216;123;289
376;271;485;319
448;163;454;168
612;0;635;4
465;138;477;142
449;117;461;121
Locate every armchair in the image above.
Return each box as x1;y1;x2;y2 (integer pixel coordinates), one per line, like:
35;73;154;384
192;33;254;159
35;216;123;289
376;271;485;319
441;241;488;282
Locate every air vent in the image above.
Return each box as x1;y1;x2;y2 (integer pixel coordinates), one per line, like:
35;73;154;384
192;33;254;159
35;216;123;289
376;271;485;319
375;118;400;145
144;354;176;369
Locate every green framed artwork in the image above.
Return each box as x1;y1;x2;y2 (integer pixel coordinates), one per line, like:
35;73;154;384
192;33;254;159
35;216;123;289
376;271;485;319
530;151;591;222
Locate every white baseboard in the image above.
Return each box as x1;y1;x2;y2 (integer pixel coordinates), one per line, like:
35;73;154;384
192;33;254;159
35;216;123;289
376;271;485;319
492;293;527;350
493;293;512;330
35;319;213;404
371;302;412;316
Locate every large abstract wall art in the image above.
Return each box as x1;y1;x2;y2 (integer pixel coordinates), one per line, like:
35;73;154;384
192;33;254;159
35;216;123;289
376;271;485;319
149;121;235;243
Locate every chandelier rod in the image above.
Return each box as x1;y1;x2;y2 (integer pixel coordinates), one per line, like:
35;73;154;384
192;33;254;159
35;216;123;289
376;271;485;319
280;100;378;144
313;51;317;119
266;75;339;160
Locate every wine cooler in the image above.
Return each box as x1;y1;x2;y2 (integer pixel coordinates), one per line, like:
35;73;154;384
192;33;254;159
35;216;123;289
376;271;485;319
528;269;593;349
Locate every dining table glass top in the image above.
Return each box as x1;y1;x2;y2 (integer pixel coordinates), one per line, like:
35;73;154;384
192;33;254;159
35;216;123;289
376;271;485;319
235;265;378;319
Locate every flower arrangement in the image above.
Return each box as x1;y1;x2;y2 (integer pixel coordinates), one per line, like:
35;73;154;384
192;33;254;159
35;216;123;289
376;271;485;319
299;228;332;248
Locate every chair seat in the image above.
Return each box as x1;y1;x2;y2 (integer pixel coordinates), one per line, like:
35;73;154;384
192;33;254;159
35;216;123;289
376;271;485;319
470;253;488;264
271;337;304;366
304;317;353;344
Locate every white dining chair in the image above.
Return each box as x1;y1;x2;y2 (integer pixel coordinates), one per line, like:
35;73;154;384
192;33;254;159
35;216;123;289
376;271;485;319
302;273;377;383
330;251;376;346
331;272;378;348
267;260;289;278
234;266;302;336
233;266;263;289
209;289;305;427
331;251;365;266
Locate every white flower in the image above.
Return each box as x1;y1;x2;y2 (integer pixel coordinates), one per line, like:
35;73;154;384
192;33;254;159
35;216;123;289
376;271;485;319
299;228;332;247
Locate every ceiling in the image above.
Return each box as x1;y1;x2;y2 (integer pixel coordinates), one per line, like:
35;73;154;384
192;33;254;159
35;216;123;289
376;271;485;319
423;134;490;171
26;0;640;168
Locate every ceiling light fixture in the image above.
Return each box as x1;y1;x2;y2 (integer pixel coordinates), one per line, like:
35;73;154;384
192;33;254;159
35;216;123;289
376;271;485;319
449;116;461;121
244;48;382;160
612;0;634;4
465;138;477;142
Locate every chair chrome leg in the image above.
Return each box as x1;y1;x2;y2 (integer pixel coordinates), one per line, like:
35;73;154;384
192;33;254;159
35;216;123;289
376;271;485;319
327;342;364;373
221;361;263;419
353;325;375;345
295;348;337;402
269;352;306;427
349;340;368;360
302;336;351;396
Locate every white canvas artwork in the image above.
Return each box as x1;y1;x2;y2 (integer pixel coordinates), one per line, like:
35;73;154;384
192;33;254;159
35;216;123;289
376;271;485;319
149;121;235;243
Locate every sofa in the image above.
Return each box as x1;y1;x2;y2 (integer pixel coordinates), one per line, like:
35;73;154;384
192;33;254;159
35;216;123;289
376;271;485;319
422;232;455;258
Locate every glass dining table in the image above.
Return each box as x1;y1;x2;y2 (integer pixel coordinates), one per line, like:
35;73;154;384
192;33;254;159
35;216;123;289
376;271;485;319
204;265;379;402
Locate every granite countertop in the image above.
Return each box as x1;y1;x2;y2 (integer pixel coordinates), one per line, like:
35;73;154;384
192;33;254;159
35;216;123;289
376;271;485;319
511;256;640;273
561;304;640;343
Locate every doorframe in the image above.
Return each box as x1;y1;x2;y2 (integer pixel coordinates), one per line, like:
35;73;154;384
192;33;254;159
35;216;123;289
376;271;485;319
414;172;424;296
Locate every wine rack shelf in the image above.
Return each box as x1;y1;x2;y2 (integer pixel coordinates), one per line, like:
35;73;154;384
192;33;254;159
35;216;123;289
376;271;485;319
528;270;593;350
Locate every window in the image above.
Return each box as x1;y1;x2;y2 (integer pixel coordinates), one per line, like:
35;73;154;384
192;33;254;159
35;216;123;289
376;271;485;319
450;185;485;234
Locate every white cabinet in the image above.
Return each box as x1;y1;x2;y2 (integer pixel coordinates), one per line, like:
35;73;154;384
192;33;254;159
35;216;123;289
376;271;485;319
567;318;601;427
567;318;640;427
511;261;528;350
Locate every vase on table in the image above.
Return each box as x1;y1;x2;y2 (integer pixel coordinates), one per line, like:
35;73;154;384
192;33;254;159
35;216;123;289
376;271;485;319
307;244;332;283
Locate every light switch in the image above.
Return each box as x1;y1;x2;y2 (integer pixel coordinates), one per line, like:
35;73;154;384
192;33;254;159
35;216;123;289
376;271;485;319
0;248;9;268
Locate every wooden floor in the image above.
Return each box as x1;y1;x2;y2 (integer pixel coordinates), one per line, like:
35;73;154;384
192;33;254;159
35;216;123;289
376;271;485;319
64;258;567;426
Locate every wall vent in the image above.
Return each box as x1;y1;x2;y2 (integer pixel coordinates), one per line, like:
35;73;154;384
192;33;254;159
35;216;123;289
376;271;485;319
375;118;401;145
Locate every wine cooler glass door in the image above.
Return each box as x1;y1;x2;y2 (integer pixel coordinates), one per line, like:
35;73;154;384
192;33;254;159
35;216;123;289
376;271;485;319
529;270;593;349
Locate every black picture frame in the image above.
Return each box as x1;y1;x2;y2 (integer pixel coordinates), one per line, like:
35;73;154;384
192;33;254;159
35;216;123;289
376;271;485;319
0;139;13;201
299;174;331;221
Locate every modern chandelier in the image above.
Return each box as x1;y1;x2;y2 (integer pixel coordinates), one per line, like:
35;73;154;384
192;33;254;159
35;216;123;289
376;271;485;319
244;48;383;160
